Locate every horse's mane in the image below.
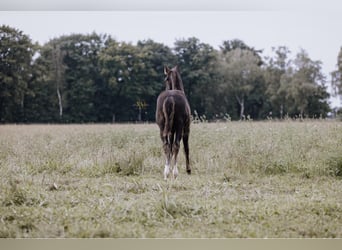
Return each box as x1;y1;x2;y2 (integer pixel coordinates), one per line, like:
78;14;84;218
174;69;185;93
164;65;186;93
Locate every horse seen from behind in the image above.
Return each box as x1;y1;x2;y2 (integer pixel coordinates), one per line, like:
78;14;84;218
156;65;191;180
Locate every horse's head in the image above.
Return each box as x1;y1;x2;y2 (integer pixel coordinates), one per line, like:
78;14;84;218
164;65;185;93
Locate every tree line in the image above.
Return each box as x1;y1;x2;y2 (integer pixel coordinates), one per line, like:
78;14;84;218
1;25;340;123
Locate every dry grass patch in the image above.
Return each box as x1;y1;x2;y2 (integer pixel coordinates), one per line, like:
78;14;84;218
0;121;341;238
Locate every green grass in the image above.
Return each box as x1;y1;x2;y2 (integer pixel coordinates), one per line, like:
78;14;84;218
0;121;342;238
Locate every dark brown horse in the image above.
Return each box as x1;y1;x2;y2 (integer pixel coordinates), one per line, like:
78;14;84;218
156;66;191;180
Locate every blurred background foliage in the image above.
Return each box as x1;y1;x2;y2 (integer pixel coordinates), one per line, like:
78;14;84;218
1;25;341;123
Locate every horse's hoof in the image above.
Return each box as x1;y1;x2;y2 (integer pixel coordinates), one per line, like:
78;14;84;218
187;169;191;175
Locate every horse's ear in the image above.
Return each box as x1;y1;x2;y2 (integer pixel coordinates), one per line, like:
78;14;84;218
164;66;170;75
174;65;180;72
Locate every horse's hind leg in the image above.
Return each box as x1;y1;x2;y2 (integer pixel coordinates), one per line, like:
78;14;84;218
161;131;171;180
172;131;182;179
183;127;191;175
163;142;171;180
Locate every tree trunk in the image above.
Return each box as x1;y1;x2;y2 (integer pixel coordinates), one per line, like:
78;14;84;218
280;104;283;119
138;107;142;122
236;95;245;120
240;101;245;120
57;88;63;117
53;44;64;119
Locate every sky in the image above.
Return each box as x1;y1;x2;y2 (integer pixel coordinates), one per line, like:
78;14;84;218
0;0;341;107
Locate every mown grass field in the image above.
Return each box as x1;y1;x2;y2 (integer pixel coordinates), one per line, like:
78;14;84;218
0;121;342;238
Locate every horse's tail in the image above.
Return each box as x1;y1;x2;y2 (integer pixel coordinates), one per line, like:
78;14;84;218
162;96;175;140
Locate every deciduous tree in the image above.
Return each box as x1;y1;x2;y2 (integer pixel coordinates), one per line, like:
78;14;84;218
0;25;37;122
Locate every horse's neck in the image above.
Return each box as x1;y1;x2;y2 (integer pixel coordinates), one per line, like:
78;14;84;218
175;72;185;92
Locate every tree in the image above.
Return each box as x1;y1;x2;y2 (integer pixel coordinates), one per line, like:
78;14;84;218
218;48;264;119
0;25;37;122
99;39;146;121
61;33;106;122
331;47;342;96
173;37;218;116
136;39;176;121
23;44;60;122
32;33;106;123
264;46;292;118
279;49;330;117
306;85;330;118
52;43;65;119
25;38;71;123
220;39;263;65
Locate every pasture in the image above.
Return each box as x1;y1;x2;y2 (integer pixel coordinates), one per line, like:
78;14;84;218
0;121;342;238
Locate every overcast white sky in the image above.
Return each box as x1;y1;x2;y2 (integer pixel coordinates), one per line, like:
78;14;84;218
0;0;341;106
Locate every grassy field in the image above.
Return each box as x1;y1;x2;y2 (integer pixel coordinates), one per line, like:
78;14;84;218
0;121;342;238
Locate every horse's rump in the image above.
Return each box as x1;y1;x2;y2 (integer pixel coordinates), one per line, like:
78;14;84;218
156;90;191;133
